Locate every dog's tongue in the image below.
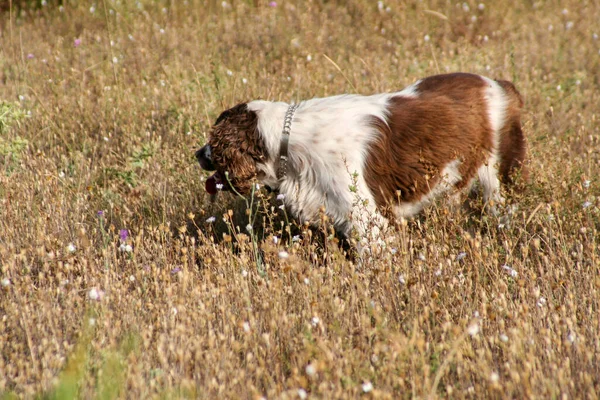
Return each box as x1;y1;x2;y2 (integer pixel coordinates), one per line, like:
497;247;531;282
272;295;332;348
205;175;218;195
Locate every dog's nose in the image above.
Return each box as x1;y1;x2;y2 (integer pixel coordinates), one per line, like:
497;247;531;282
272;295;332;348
195;145;215;171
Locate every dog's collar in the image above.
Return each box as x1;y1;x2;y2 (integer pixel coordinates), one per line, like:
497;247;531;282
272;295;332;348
277;103;300;180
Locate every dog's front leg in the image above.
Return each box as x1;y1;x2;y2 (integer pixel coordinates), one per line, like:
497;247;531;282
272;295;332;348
349;201;389;262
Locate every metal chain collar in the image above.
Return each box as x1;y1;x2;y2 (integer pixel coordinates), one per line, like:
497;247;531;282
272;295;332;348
277;103;300;180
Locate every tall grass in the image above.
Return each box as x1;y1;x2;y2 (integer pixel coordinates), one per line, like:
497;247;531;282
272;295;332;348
1;0;599;398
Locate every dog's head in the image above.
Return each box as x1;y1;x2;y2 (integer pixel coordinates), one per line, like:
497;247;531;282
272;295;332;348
196;103;268;195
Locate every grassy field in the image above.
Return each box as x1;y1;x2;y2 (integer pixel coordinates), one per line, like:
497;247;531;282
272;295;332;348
1;0;599;398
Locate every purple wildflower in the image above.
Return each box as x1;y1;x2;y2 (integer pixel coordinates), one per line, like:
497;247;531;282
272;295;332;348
27;53;34;59
268;1;277;6
119;229;129;242
97;210;104;217
171;267;182;274
74;38;82;47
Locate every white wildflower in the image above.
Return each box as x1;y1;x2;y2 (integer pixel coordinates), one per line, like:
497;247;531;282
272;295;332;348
362;381;373;393
292;235;300;242
277;193;285;201
582;201;592;209
273;236;279;244
311;316;320;326
502;265;518;278
243;321;251;332
246;224;253;233
304;277;310;285
478;3;485;10
90;4;96;13
424;34;430;42
1;278;10;287
537;296;546;307
377;1;384;11
567;332;576;343
241;269;248;278
467;323;479;336
583;180;590;188
490;372;499;383
456;252;467;261
306;54;312;62
566;21;574;30
278;251;289;259
119;243;132;253
226;69;233;76
129;275;135;282
242;78;248;84
297;389;307;400
216;183;224;190
398;274;406;285
206;216;216;223
88;288;102;301
67;243;76;253
499;333;509;343
305;363;316;377
89;318;96;326
462;2;470;12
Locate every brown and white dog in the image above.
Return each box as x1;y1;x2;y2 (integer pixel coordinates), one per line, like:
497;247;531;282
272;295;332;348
196;73;526;246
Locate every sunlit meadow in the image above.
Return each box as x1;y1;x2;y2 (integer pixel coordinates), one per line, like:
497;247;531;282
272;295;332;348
1;0;599;398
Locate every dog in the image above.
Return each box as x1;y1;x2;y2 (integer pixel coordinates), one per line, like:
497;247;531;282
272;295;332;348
196;73;526;249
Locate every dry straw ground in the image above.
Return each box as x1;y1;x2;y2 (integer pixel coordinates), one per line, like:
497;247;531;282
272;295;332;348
1;0;599;398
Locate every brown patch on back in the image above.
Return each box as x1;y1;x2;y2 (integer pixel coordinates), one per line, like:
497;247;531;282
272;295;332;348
496;80;528;185
208;103;267;193
364;73;493;208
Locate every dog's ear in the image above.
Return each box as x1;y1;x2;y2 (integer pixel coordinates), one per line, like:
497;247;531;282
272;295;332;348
214;103;250;125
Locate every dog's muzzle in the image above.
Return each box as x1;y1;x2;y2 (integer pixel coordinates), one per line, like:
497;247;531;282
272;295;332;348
195;145;215;171
196;145;226;196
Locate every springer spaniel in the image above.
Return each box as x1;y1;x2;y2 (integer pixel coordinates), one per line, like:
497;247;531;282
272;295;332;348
196;73;526;248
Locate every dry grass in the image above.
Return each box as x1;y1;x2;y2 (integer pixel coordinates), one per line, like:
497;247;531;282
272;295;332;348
1;0;599;398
